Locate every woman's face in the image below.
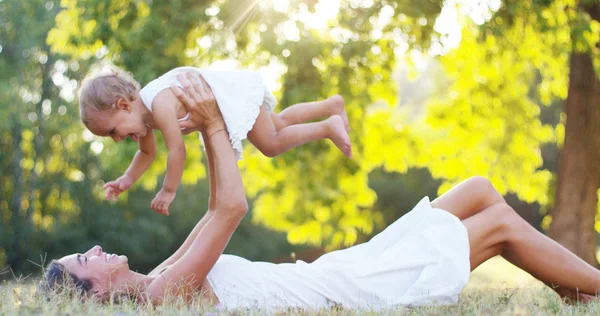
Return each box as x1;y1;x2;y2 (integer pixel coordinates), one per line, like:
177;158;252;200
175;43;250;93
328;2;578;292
58;245;130;295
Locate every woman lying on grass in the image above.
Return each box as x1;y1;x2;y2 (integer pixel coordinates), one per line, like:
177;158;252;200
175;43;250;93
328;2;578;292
42;73;600;311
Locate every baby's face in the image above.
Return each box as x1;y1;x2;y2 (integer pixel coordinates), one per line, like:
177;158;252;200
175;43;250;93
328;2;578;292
87;101;148;143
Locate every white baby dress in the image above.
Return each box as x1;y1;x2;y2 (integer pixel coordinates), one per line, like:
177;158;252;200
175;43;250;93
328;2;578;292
139;66;277;160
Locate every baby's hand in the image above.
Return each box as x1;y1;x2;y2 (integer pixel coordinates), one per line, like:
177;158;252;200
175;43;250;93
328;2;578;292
151;188;176;216
103;174;134;201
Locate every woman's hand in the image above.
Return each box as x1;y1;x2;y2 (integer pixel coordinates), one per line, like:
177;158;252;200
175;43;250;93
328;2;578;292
170;73;225;135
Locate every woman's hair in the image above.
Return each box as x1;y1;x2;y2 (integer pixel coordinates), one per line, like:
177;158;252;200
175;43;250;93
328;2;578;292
78;67;140;126
39;260;92;298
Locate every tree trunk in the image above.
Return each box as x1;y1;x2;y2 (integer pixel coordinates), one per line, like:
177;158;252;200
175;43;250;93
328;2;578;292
548;51;600;266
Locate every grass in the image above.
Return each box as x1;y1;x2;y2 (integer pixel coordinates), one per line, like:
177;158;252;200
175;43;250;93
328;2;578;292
2;257;600;315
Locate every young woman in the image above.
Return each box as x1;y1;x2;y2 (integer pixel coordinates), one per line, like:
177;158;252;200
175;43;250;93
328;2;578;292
42;73;600;310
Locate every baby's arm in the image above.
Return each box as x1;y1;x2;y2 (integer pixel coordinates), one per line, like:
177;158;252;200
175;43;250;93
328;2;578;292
150;91;186;215
104;131;156;201
124;130;157;181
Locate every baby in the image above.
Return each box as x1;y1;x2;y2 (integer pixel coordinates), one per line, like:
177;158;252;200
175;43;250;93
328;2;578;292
78;67;351;215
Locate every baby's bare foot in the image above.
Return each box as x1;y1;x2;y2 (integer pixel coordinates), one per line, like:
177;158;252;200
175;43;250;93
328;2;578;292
327;94;350;133
326;115;352;158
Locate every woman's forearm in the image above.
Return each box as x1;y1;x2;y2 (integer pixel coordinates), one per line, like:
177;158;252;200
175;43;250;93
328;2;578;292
207;129;247;215
201;130;217;211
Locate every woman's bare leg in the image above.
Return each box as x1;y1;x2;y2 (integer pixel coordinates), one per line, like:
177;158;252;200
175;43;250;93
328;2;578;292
271;95;349;132
463;200;600;301
430;176;600;301
248;106;352;158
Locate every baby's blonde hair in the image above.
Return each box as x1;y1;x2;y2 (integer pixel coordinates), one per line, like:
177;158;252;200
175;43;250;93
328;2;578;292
78;67;141;127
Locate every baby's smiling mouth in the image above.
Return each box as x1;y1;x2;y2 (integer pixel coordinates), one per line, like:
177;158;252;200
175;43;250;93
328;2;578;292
129;134;139;142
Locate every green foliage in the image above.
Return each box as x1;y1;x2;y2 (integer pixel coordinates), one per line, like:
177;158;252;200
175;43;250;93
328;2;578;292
425;27;556;203
42;0;451;251
431;0;599;224
0;0;290;275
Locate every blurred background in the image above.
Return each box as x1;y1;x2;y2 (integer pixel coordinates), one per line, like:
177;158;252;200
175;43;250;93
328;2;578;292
1;0;599;278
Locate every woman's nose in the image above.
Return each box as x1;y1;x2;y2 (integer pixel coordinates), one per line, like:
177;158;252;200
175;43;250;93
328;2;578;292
93;245;102;255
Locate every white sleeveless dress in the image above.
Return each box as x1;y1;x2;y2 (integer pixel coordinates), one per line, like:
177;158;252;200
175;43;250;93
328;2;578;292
206;197;471;311
139;67;277;160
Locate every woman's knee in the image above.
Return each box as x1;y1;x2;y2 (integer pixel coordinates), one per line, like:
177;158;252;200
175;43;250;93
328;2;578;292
465;176;495;194
465;176;505;206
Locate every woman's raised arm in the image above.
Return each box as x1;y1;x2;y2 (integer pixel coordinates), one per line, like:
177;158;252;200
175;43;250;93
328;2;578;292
148;75;221;276
146;74;248;302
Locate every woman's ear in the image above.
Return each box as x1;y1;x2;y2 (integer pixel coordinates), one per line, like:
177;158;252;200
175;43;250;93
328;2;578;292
115;98;132;112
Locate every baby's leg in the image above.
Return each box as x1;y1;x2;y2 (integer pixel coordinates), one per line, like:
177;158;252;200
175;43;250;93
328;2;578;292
248;105;352;158
271;95;349;132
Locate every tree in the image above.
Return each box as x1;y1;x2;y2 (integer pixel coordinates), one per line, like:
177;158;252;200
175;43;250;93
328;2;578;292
476;0;600;265
548;1;600;266
423;0;600;265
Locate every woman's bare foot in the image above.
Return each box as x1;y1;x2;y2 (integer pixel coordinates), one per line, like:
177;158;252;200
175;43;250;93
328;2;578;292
551;285;598;304
326;115;352;158
327;95;350;133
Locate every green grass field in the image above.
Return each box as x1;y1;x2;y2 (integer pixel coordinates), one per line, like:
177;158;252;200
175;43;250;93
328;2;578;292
2;257;600;315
